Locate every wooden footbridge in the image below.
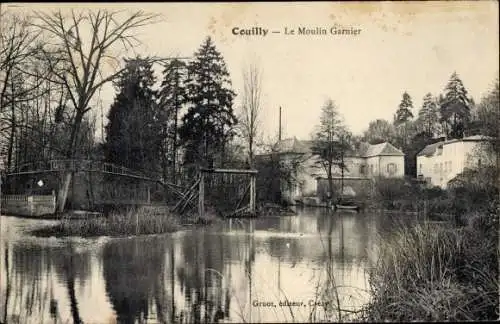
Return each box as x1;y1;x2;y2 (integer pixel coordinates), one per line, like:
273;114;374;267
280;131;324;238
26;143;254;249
5;160;257;217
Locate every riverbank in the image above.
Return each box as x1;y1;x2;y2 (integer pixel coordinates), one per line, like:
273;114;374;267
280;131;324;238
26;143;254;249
28;202;299;238
29;206;214;238
359;208;499;321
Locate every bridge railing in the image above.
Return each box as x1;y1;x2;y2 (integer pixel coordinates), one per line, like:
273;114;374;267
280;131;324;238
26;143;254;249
6;159;156;180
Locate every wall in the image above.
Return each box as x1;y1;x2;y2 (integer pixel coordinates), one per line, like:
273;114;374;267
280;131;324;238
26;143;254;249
417;139;493;188
365;156;380;177
1;194;56;216
378;156;405;178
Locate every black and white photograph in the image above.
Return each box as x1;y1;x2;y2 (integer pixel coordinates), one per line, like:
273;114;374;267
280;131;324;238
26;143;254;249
0;2;499;323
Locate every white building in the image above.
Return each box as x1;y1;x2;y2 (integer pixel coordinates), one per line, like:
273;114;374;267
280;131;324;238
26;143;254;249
263;137;405;201
416;135;494;188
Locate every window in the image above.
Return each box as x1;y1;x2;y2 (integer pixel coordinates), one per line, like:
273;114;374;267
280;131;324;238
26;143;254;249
419;164;423;173
387;163;397;175
360;165;366;175
370;164;374;174
478;159;482;167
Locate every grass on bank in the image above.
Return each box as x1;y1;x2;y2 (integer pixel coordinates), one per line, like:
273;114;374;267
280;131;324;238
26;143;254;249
360;209;499;322
32;206;185;237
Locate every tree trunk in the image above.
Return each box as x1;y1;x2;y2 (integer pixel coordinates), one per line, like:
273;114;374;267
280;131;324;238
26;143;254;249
57;111;84;212
327;164;334;205
57;172;72;212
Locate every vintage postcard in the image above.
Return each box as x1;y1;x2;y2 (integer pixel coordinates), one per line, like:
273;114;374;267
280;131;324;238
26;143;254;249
0;2;498;323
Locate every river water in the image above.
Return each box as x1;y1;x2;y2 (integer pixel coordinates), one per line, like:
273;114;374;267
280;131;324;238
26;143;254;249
0;208;406;323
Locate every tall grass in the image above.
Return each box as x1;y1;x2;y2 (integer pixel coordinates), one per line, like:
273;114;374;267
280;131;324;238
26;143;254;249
361;210;499;321
32;206;180;237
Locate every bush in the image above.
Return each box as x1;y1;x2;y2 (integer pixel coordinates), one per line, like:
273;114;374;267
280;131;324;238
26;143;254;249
374;178;422;210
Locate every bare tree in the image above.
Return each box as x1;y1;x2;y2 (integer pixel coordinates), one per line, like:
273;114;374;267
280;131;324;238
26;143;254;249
311;99;351;203
239;60;263;167
0;11;44;109
0;11;47;169
31;9;160;211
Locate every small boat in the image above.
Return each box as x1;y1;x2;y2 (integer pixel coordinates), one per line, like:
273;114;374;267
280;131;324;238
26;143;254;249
334;204;359;211
333;186;361;212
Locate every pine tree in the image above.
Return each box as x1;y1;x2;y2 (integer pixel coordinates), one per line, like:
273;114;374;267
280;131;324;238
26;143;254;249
417;93;440;137
439;72;472;139
104;57;160;172
158;59;188;183
179;36;237;169
394;91;415;149
394;92;414;126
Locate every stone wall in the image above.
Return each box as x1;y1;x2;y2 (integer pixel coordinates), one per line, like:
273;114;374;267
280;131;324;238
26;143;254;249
1;194;56;216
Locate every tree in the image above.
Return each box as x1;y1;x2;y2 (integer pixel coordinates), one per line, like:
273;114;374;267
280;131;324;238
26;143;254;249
439;72;472;139
393;92;415;151
179;36;237;171
32;9;159;211
475;78;499;177
158;58;188;183
0;11;44;110
311;99;351;202
416;93;440;137
0;11;52;170
362;119;396;145
394;91;414;126
104;57;160;173
239;60;263;167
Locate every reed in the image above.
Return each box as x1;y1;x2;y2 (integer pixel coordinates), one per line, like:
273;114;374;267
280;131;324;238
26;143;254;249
360;210;499;321
32;206;180;237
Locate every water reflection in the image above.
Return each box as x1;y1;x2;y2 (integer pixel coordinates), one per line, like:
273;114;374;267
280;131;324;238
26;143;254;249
0;208;398;323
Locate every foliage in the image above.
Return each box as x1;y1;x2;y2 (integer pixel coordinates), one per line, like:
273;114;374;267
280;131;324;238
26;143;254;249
416;93;440;137
394;91;414;126
158;58;188;183
362;210;498;322
104;57;161;173
373;178;414;210
476;78;500;155
447;165;499;225
311;99;351;199
439;72;473;139
33;206;180;237
179;36;237;170
362;119;396;145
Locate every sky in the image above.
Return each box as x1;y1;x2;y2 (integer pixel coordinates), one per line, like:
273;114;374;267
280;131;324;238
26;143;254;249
6;2;500;142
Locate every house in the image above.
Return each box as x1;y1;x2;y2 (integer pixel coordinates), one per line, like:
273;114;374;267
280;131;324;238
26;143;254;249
258;137;405;202
416;135;494;188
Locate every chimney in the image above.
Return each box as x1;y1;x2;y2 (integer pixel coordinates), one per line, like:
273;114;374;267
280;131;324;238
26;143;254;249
278;106;282;141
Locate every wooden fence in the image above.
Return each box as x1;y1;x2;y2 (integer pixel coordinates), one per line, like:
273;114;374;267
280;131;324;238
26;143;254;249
1;194;56;217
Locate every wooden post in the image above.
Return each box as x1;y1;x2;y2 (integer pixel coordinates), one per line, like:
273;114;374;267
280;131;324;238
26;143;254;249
249;174;256;214
198;173;205;218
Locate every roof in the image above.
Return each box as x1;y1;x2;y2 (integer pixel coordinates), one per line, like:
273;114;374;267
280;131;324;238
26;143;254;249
417;142;443;157
270;137;404;157
417;135;493;157
360;142;404;157
274;137;310;154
